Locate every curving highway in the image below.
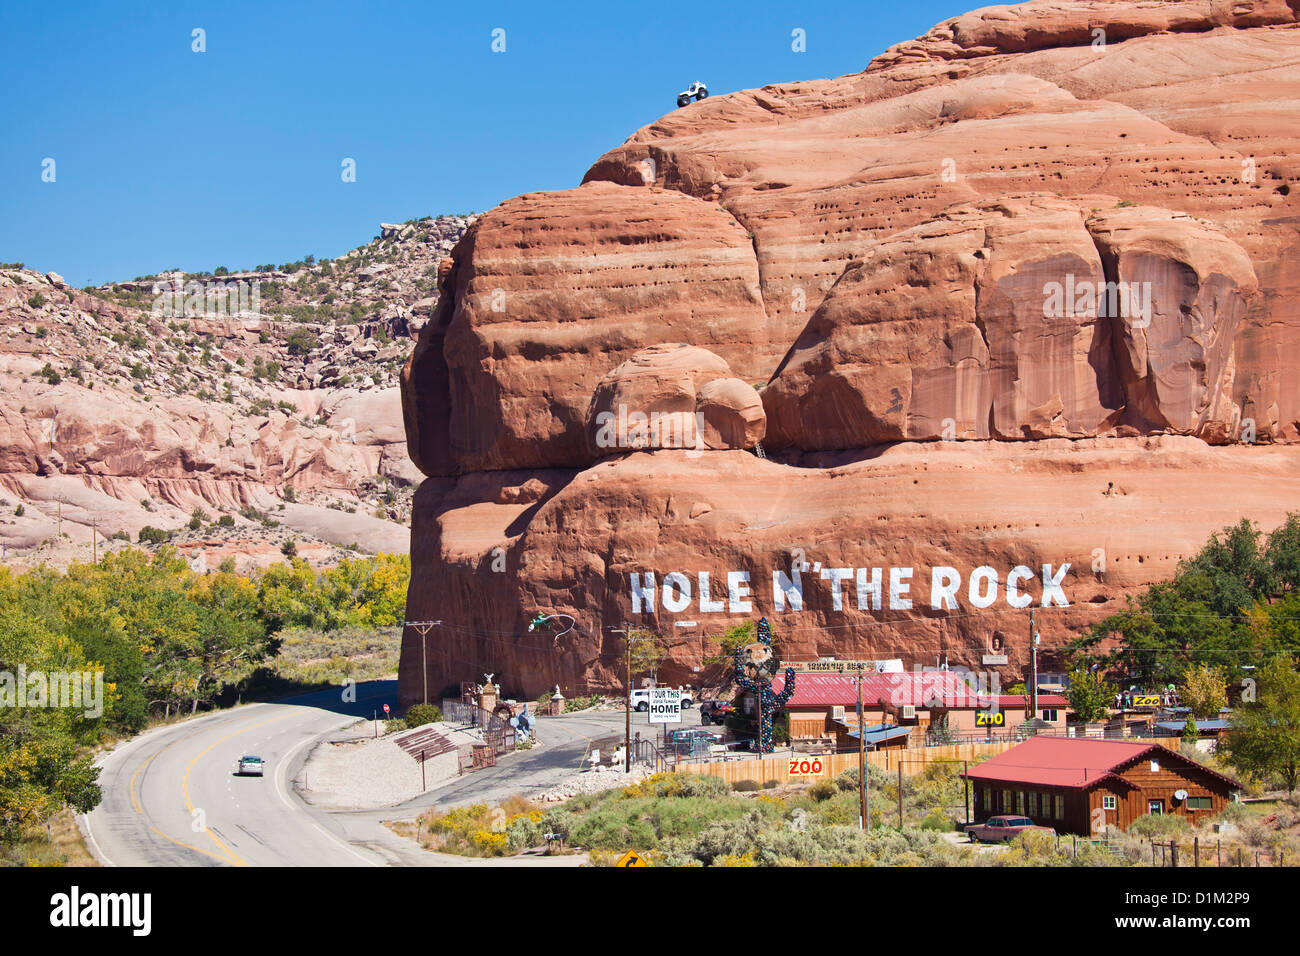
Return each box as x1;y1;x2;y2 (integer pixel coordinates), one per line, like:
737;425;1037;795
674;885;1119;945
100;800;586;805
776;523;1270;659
82;680;643;867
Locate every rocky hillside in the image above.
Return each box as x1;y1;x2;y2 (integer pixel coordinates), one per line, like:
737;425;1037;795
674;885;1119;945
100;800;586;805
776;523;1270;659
0;215;473;570
400;0;1300;700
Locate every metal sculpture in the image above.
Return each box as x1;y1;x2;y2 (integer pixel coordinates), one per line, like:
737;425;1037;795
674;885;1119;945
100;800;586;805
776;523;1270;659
732;617;795;753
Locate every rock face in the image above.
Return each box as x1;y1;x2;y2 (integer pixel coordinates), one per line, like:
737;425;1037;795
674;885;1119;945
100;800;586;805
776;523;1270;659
0;215;474;567
400;0;1300;701
585;344;764;454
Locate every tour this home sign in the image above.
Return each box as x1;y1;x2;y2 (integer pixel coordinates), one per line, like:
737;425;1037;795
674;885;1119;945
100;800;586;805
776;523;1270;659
626;563;1072;615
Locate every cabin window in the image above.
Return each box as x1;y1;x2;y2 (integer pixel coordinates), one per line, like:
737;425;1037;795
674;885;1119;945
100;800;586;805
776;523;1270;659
1150;759;1160;772
1186;796;1212;810
1054;794;1064;819
1042;709;1059;721
1102;795;1117;810
1015;791;1024;813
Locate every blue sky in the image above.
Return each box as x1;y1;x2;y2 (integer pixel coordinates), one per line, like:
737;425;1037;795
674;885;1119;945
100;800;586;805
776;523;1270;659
0;1;974;287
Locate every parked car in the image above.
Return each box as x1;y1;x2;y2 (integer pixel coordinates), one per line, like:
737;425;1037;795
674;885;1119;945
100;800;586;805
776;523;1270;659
699;699;734;725
630;687;695;712
963;815;1054;843
663;728;721;757
236;755;265;777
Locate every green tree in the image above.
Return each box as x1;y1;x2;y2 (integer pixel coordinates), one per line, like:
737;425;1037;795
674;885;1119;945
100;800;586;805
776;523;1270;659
1219;657;1300;791
624;627;667;685
1179;663;1228;720
703;621;762;683
1064;667;1114;723
1265;513;1300;594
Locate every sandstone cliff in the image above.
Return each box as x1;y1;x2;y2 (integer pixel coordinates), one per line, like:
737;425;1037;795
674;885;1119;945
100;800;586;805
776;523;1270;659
0;216;473;569
400;0;1300;700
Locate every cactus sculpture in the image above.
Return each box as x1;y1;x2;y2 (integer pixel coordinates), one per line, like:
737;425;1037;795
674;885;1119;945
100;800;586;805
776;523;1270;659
732;617;795;753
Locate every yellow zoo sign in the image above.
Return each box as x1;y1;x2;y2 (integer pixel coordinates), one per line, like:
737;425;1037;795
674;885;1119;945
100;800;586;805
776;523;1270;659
975;711;1005;727
1132;695;1162;707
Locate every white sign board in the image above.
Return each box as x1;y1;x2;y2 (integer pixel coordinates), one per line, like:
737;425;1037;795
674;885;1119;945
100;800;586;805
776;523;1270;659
648;688;682;725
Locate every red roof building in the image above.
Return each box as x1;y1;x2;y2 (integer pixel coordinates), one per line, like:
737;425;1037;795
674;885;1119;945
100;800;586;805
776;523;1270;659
963;737;1240;835
763;673;1072;745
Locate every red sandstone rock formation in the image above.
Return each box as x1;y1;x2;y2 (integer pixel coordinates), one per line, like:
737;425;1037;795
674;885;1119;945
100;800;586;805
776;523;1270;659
400;0;1300;701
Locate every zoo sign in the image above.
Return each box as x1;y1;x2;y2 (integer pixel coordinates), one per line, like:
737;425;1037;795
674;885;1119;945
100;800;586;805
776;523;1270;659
787;757;827;777
648;688;682;724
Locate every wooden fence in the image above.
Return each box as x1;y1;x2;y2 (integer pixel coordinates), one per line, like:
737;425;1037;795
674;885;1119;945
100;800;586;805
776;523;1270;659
675;741;1017;788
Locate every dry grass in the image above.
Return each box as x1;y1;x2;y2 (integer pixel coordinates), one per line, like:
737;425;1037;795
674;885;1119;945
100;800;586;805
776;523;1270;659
48;810;99;866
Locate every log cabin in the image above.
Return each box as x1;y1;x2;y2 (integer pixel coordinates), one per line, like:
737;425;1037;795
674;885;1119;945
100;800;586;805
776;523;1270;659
963;737;1241;836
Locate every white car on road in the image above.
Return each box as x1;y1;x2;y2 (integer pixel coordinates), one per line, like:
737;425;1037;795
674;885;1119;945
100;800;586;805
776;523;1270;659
236;755;265;777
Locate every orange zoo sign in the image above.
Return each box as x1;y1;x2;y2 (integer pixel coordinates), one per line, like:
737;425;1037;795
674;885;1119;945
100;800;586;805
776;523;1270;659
787;757;827;777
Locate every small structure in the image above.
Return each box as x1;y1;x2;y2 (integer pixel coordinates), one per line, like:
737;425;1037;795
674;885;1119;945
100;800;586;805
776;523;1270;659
1152;718;1231;752
835;722;912;752
962;737;1240;835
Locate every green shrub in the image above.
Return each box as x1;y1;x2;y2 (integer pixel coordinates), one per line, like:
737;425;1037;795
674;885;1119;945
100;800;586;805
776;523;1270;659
920;808;955;831
1128;812;1193;839
808;780;837;802
733;780;760;792
138;526;171;545
404;703;443;727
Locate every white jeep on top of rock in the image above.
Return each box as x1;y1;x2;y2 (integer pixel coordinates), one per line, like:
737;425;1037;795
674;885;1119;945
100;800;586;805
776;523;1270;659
676;82;709;108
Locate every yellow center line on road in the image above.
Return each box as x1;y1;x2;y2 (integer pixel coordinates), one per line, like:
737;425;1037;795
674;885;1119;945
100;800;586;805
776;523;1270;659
128;719;264;866
182;712;296;867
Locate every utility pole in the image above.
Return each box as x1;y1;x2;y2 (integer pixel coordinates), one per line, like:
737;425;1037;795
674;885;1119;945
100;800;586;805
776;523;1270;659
608;623;635;774
897;762;903;828
625;623;633;773
855;663;867;830
963;759;970;825
406;620;442;705
1029;610;1039;721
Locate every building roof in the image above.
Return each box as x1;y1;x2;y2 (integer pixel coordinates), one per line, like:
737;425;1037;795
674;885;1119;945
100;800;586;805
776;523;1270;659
962;737;1240;791
997;694;1069;709
773;671;989;709
842;722;915;744
1155;719;1230;732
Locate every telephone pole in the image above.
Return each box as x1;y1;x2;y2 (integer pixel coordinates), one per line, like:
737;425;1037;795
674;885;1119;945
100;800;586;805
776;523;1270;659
1029;610;1039;720
626;625;633;773
608;623;635;774
857;664;867;831
405;620;441;704
843;661;868;830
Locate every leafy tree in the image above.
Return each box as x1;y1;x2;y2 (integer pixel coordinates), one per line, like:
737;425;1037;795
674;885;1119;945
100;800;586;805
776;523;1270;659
1219;656;1300;791
1179;663;1228;719
1067;516;1297;687
1266;514;1300;594
1064;667;1114;723
624;627;667;684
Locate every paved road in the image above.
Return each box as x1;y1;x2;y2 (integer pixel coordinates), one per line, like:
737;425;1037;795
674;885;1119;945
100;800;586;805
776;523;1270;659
82;682;664;867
